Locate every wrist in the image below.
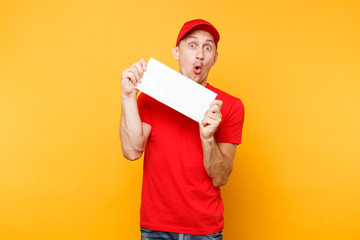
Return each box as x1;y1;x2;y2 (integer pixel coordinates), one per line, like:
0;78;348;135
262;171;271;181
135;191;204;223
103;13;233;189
121;92;137;100
200;134;215;143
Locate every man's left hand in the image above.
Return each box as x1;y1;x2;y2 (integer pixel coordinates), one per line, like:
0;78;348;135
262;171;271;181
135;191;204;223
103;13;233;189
200;100;223;140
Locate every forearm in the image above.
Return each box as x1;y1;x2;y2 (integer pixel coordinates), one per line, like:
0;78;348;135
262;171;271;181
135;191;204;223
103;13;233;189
120;93;146;160
201;137;233;187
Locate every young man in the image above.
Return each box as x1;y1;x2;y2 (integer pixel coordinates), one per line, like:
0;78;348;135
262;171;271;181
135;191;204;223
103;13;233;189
120;19;244;240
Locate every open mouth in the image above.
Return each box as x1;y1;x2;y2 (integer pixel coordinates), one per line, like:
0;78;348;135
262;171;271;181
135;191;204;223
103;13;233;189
193;64;202;74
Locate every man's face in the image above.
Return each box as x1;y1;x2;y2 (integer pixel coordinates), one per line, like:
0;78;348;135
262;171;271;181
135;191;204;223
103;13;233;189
172;30;218;86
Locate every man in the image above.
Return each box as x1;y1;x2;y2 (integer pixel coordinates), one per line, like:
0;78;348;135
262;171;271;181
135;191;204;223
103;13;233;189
120;19;244;239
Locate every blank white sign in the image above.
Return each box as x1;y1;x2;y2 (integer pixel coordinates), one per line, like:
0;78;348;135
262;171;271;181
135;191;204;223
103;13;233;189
136;58;217;123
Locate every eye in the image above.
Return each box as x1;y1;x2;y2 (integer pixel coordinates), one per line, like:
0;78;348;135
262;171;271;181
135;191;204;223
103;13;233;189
205;45;212;51
189;43;196;48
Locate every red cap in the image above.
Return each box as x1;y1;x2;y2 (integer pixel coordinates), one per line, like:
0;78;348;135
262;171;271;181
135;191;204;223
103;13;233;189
175;19;220;46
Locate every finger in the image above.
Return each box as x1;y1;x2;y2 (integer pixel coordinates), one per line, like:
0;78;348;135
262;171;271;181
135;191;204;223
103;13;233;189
205;106;221;119
206;114;221;122
134;63;145;82
204;108;222;122
139;58;147;71
210;100;223;109
203;110;219;122
126;70;140;85
204;117;220;127
205;114;221;124
124;71;138;85
128;68;140;82
128;65;141;81
210;104;219;113
201;117;208;127
207;107;222;121
209;101;222;112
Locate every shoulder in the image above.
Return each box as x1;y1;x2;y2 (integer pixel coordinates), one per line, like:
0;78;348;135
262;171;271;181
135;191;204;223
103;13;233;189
208;84;245;144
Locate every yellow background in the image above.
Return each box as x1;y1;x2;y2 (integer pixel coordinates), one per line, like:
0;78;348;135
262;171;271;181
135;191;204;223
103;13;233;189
1;0;359;239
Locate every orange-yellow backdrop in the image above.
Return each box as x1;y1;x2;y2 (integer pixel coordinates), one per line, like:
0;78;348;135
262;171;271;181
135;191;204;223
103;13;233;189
1;0;359;239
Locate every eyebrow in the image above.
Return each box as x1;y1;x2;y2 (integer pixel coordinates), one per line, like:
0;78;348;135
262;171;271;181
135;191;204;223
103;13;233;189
186;36;215;45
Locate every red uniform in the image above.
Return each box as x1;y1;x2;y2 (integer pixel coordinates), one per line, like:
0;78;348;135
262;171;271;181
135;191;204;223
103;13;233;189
137;83;244;235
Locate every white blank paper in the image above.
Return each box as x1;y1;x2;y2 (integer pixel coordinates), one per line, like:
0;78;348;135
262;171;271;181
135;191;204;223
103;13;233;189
136;58;217;123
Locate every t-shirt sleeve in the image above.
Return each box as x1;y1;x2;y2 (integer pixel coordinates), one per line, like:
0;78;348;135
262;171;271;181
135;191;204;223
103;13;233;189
137;93;152;126
216;99;245;144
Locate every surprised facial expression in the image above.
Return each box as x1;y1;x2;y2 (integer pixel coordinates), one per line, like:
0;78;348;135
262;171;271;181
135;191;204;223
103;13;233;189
173;30;218;86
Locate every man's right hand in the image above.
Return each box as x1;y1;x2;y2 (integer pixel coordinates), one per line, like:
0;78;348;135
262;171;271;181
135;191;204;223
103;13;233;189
121;59;147;98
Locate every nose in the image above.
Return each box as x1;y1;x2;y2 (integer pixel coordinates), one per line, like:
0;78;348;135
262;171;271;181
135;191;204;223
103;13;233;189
196;48;204;60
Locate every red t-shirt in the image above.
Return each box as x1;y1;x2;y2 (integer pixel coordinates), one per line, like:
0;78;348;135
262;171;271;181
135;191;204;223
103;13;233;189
137;83;244;235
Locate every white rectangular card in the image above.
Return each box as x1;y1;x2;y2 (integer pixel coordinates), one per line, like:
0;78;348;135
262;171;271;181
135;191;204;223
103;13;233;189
136;58;217;123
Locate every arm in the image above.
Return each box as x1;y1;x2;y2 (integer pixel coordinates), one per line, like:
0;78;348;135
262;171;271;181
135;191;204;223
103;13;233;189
200;100;237;187
120;59;152;160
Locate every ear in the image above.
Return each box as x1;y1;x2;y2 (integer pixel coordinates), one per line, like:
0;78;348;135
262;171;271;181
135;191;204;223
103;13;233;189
172;46;179;60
